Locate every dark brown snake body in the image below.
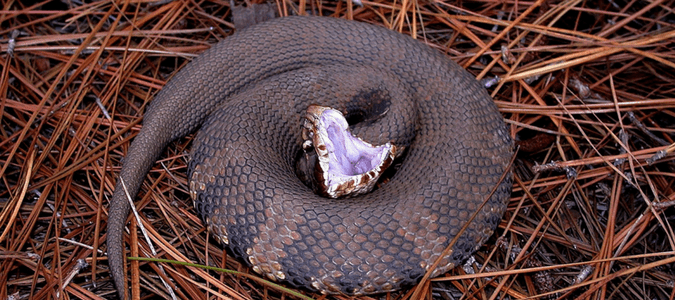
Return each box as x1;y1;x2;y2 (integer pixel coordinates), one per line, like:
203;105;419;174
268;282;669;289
108;16;513;298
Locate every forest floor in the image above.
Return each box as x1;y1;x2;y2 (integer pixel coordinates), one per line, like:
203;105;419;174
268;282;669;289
1;0;674;299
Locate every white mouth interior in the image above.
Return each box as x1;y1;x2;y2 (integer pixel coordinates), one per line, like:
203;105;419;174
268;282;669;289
322;109;391;177
307;106;395;198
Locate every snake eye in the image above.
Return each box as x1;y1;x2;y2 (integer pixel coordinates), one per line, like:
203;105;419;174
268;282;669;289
302;105;396;198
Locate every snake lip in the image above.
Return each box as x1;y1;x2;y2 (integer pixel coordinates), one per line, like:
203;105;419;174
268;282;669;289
302;104;397;198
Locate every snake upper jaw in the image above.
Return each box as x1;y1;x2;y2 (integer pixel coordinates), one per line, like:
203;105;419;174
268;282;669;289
298;105;397;198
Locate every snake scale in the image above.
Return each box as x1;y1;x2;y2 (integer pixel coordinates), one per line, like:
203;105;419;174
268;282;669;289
107;16;513;298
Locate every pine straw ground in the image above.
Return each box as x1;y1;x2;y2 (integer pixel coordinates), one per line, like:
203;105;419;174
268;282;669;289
1;0;674;299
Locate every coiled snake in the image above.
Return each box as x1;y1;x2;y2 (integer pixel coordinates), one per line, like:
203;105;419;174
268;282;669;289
107;16;513;298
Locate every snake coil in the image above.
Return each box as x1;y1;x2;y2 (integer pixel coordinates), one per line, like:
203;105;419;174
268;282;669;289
107;16;513;298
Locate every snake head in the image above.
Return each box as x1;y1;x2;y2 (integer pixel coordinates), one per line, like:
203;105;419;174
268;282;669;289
299;104;397;198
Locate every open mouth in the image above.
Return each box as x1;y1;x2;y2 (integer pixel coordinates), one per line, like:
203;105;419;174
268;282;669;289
301;105;397;198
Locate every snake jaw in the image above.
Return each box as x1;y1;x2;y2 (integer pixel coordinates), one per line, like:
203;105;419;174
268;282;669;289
301;105;396;198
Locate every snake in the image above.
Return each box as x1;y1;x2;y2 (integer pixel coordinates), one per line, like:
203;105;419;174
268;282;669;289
107;16;513;298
